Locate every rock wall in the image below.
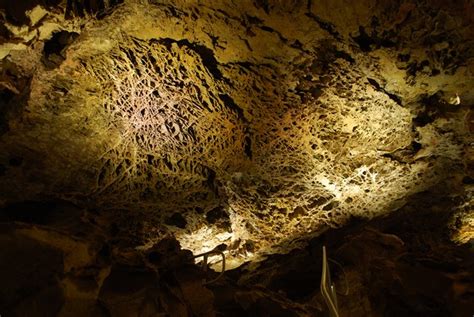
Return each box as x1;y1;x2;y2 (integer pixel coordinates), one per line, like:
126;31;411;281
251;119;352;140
0;0;472;277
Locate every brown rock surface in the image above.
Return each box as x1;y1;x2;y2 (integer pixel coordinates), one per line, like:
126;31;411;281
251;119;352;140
0;0;473;316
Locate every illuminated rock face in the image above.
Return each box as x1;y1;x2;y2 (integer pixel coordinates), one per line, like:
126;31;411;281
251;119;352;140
0;0;473;269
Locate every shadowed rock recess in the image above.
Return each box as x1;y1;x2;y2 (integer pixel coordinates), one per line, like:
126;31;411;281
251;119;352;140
0;0;473;316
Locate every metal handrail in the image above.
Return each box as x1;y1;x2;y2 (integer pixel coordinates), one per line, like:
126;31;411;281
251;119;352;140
321;246;339;317
193;249;226;285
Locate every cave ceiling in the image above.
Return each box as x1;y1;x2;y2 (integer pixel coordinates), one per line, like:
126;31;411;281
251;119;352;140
0;0;473;269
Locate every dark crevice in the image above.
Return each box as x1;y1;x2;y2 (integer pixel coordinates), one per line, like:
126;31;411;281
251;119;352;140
162;156;174;171
381;152;407;164
411;141;422;152
206;207;227;224
462;176;474;184
244;133;252;159
254;0;270;14
218;93;247;122
0;19;12;42
258;25;289;45
241;37;253;52
0;72;31;136
0;89;15;135
407;60;430;77
260;25;275;33
257;25;311;54
66;0;123;19
230;61;254;72
352;26;396;52
381;141;422;163
413;110;434;127
413;92;458;128
205;168;217;195
311;40;356;75
164;212;187;229
146;155;154;165
367;77;402;105
42;31;80;69
215;9;240;23
246;14;263;25
165;6;180;18
206;207;231;231
305;12;341;39
398;53;410;62
353;26;374;52
291;39;304;49
333;49;355;64
158;38;222;80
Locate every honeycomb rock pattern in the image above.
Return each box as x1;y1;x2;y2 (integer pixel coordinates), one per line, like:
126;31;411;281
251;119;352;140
79;37;248;211
0;0;472;266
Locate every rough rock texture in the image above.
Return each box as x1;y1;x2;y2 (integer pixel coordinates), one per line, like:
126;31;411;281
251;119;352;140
1;196;472;316
238;201;474;317
1;0;472;266
0;0;473;315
